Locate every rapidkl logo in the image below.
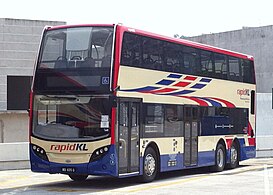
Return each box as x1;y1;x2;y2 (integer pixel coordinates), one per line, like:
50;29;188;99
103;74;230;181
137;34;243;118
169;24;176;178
237;89;250;100
237;89;250;96
50;143;88;152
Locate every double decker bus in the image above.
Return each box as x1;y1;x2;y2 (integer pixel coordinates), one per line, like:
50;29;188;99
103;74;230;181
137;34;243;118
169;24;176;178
29;24;256;182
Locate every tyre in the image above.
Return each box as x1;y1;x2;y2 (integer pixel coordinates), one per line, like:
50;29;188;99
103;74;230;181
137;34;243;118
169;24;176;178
211;143;226;172
227;142;239;169
141;147;158;182
68;174;88;181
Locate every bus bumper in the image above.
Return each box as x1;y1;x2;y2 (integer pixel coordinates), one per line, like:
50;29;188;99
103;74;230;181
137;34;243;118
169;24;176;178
30;145;118;177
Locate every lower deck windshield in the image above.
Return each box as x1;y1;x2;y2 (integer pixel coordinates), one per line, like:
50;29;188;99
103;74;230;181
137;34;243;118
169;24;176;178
32;95;111;141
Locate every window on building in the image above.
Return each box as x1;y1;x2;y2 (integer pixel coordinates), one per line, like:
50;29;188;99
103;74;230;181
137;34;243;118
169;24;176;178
7;76;32;110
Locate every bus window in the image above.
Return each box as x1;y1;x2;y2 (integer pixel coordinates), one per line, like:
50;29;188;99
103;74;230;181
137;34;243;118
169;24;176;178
142;37;163;70
200;50;213;76
229;57;241;82
121;33;142;67
242;60;255;84
164;42;183;73
183;46;199;75
214;54;227;79
144;104;164;135
164;105;183;136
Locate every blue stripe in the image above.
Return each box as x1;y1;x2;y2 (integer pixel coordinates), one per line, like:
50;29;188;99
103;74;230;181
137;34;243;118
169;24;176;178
156;79;175;85
167;74;182;79
161;90;195;96
199;97;222;107
200;78;212;83
190;83;206;89
121;86;159;92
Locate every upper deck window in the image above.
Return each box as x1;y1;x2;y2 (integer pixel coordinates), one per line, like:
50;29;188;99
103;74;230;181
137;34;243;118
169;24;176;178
121;32;255;84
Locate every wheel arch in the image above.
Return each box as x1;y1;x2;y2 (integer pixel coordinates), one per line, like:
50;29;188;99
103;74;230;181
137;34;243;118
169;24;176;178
217;138;227;151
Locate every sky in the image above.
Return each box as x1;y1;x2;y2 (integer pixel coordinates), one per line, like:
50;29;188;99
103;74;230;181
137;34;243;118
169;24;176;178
1;0;273;37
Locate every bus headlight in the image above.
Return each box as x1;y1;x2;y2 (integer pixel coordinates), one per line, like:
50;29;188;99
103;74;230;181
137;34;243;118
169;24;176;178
32;144;48;161
90;145;110;162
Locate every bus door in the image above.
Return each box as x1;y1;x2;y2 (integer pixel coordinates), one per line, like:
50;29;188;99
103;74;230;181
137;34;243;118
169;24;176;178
184;106;199;167
118;98;141;175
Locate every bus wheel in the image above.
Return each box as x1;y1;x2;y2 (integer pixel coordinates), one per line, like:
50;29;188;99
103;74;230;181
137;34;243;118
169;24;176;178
142;147;158;182
211;143;226;172
68;174;88;181
228;143;239;169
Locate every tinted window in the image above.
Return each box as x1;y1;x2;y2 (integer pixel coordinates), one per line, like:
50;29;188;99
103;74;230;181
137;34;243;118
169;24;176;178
144;104;164;135
164;42;183;73
183;47;199;75
242;60;255;84
121;33;142;67
121;32;255;84
214;54;227;79
200;50;213;76
229;57;242;82
143;37;163;70
200;106;248;135
164;105;184;136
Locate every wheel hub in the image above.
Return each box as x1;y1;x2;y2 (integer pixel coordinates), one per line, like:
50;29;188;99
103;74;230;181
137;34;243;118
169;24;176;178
144;154;156;176
217;149;224;167
230;146;238;164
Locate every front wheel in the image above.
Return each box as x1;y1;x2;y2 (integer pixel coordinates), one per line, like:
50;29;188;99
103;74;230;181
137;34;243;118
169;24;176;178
68;174;88;181
211;143;226;172
141;147;158;182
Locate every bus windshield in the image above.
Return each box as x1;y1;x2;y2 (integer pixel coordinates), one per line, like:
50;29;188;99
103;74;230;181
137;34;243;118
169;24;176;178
34;26;114;93
32;95;111;141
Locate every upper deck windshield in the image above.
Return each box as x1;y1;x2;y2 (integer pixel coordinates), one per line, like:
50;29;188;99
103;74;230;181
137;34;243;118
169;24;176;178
34;26;114;93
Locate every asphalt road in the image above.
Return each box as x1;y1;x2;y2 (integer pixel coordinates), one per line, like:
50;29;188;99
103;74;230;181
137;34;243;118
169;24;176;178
0;158;272;195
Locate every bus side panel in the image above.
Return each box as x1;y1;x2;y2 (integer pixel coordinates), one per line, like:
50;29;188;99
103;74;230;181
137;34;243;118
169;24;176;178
239;138;256;160
198;151;215;167
160;153;184;172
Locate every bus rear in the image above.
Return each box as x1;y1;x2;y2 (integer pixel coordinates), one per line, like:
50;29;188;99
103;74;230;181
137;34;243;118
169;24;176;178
29;25;117;181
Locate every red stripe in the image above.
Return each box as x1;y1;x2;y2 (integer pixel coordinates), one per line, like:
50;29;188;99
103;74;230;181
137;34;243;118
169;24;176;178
111;107;116;144
174;81;191;87
29;91;33;140
181;96;209;106
112;25;122;92
225;139;233;149
150;88;177;94
210;97;235;108
184;76;197;81
248;138;256;146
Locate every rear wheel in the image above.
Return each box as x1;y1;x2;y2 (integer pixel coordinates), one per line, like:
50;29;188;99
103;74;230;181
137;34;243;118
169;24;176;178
141;147;158;182
211;143;226;172
228;142;239;169
68;174;88;181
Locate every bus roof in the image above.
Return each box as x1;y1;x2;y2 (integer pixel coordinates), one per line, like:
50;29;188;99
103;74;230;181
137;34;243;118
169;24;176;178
47;24;254;61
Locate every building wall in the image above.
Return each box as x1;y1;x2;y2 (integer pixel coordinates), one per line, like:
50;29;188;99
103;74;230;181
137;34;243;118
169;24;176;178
186;26;273;156
0;18;65;143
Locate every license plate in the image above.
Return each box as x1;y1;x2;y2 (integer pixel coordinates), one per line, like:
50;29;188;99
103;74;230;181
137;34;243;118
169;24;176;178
61;167;76;173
